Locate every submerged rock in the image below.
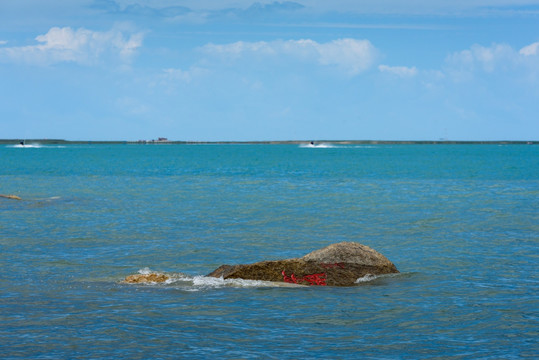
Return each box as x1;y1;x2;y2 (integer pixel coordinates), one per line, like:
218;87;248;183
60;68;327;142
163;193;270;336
0;194;21;200
207;242;398;286
124;273;170;284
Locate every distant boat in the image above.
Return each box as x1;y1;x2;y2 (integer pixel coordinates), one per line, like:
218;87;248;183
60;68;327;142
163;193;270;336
19;140;25;146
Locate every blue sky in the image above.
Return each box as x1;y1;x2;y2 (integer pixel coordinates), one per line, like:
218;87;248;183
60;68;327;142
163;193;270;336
1;0;538;141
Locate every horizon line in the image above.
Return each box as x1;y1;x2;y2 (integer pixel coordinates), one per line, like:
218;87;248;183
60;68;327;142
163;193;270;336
1;139;536;145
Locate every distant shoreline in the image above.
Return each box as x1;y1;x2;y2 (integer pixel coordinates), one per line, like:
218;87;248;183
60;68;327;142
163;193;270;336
0;139;536;145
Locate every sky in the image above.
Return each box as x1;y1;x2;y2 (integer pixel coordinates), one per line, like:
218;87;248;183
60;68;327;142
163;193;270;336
1;0;538;141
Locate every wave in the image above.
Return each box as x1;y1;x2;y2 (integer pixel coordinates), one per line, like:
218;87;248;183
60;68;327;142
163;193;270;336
299;143;336;149
122;268;305;290
121;268;387;290
8;144;42;148
32;196;62;201
122;268;303;291
7;144;66;149
355;274;378;283
299;144;380;149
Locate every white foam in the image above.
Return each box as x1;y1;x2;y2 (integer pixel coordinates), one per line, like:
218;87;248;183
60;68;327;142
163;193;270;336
7;144;66;149
138;267;153;275
299;143;336;149
9;144;42;148
355;274;378;283
131;268;301;290
300;144;382;149
190;275;290;289
30;196;62;201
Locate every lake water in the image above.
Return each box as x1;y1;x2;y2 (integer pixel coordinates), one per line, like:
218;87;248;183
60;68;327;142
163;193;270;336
1;143;537;359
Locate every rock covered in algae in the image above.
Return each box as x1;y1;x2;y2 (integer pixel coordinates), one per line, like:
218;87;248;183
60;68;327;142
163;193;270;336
124;273;170;284
207;242;398;286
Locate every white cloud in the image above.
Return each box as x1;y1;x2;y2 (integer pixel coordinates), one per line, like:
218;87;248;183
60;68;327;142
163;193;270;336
0;26;143;66
202;38;378;75
0;40;7;45
168;11;210;24
316;38;378;74
520;42;539;56
442;41;539;82
162;66;209;83
203;41;276;59
378;64;418;77
446;43;515;73
111;0;539;15
443;43;517;82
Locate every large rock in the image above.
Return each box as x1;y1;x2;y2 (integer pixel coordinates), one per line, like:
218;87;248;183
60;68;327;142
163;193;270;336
207;242;398;286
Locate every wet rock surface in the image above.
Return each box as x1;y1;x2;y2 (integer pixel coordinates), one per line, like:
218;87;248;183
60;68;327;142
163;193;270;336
207;242;398;286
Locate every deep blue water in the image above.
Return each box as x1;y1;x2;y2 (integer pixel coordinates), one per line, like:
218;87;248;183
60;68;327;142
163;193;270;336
1;143;538;359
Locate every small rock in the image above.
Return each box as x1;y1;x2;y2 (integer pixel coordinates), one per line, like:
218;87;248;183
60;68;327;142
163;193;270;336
0;194;21;200
124;273;170;284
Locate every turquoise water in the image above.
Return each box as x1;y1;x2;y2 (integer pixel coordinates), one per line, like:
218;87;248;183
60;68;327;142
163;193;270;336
1;143;538;359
